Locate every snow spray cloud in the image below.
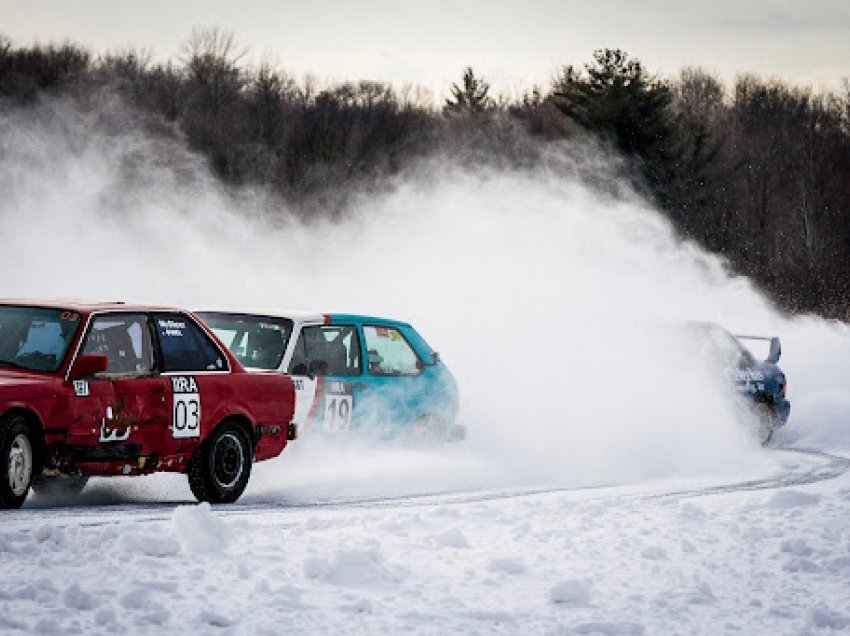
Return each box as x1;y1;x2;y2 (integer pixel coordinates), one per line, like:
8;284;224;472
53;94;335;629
2;94;844;503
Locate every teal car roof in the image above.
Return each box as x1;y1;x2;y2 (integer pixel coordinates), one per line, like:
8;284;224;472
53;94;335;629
329;314;412;328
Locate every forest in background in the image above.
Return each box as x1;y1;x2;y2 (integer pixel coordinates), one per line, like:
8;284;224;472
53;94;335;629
1;30;849;318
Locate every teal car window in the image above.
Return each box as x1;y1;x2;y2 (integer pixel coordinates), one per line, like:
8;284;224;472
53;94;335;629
288;325;360;376
363;326;421;376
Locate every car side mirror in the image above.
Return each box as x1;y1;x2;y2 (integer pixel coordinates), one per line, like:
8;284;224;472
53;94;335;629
766;337;781;364
290;363;308;376
69;354;108;380
417;352;440;369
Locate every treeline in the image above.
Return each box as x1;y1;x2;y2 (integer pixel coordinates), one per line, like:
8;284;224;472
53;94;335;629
2;31;850;317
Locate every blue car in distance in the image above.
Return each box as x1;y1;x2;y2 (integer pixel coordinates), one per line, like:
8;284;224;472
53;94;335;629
196;310;463;443
687;322;790;444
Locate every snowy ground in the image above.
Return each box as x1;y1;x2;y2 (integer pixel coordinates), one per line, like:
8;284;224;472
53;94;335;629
3;438;850;635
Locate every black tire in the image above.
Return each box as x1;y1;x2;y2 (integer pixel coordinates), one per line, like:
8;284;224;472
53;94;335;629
187;422;253;504
752;402;775;446
32;475;89;498
0;414;35;509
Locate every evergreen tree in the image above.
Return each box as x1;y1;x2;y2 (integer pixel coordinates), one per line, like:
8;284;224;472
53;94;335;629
551;49;675;202
444;66;492;115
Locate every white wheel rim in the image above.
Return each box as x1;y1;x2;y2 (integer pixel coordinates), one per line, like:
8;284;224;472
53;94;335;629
8;433;32;497
212;432;244;489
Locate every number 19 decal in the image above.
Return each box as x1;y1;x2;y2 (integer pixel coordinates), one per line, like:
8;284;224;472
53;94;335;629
323;396;352;433
171;376;201;438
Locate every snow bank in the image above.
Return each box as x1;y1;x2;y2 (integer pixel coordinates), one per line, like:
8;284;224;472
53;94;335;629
172;502;233;554
303;546;403;587
120;530;181;557
4;448;850;634
764;489;821;509
548;579;593;605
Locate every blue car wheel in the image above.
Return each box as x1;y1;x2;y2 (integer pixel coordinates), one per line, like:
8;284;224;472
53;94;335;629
752;401;775;446
402;414;449;446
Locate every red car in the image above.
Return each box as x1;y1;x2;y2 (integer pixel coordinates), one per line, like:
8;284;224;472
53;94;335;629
0;301;297;509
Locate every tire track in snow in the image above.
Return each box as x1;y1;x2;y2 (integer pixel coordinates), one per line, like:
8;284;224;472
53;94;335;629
3;447;847;532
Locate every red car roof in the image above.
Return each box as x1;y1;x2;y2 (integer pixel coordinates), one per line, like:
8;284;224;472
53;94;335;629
0;299;181;313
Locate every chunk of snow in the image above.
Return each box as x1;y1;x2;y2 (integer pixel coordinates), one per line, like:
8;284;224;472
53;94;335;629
120;530;180;557
779;538;813;557
237;562;252;579
764;490;821;509
464;610;515;623
303;548;402;587
33;524;65;546
198;609;233;628
825;556;850;573
434;528;471;549
172;502;233;555
688;582;716;604
34;524;54;542
62;583;100;611
572;621;645;635
807;605;850;630
782;558;820;573
641;546;666;560
94;606;117;626
487;557;526;574
303;556;330;580
548;579;592;605
339;598;373;614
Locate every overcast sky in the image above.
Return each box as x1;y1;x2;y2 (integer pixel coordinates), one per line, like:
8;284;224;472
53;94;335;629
2;0;848;98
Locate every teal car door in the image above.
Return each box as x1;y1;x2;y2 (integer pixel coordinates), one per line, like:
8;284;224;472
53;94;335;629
287;323;363;433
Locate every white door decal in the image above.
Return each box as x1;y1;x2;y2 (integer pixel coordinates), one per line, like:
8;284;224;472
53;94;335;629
323;381;353;433
171;376;201;438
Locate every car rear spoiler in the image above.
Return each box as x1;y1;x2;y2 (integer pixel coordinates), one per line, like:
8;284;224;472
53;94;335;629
734;334;782;364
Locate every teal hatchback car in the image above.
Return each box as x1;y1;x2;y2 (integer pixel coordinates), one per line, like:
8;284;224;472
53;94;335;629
197;310;463;442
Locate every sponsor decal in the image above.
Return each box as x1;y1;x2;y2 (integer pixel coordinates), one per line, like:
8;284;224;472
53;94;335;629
158;319;187;337
733;369;766;394
73;380;90;397
734;369;765;382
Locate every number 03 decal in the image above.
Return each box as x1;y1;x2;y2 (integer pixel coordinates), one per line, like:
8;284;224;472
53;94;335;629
171;376;201;438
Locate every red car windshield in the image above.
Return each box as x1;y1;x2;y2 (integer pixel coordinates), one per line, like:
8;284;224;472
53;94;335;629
0;306;82;372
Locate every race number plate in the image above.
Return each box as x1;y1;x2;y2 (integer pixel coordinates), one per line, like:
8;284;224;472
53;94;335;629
99;405;130;442
171;376;201;438
323;381;353;433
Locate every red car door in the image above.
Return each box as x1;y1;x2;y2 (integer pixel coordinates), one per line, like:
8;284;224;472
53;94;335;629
67;312;168;458
152;313;231;446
